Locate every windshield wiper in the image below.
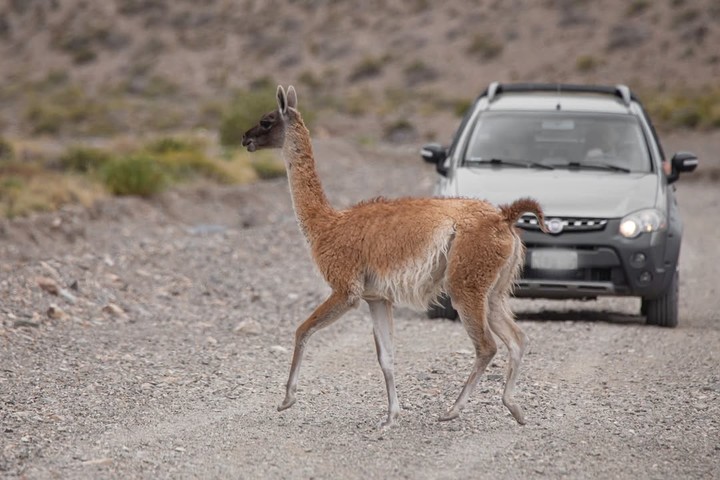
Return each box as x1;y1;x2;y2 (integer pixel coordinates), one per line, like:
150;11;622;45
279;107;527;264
466;157;554;170
553;162;631;173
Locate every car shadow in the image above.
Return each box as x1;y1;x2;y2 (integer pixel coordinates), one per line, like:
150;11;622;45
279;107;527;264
515;308;646;326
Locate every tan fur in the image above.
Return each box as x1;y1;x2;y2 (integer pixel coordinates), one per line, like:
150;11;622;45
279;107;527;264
241;86;546;427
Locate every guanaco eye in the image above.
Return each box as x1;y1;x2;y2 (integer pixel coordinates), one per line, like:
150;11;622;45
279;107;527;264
260;120;272;129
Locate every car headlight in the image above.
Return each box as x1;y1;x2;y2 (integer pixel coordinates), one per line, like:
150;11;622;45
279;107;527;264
619;209;667;238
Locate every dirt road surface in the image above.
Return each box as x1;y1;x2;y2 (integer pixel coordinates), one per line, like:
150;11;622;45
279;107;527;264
1;139;719;479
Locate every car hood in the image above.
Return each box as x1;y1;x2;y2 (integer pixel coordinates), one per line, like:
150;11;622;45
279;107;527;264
452;168;659;218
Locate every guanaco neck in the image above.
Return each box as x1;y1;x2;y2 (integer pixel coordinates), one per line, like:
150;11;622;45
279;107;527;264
282;111;336;241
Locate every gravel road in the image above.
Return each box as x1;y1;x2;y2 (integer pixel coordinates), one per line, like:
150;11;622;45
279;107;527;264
1;138;719;479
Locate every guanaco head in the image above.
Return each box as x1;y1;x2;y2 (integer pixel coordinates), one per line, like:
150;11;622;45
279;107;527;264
242;85;298;152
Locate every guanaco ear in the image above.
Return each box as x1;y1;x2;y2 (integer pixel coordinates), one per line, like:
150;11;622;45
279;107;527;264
286;85;297;109
276;85;288;114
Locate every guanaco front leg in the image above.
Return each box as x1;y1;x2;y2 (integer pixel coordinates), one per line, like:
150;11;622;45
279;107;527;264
367;299;400;428
278;292;355;411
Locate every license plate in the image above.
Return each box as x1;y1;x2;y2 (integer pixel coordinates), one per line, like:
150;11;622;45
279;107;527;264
531;249;578;270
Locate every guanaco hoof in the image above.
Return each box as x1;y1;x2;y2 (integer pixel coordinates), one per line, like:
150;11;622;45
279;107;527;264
277;397;296;412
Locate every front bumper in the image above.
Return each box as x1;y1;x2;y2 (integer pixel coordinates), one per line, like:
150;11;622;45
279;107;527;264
514;219;677;299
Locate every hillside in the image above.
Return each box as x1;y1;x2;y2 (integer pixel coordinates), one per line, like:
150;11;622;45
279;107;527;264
0;0;719;140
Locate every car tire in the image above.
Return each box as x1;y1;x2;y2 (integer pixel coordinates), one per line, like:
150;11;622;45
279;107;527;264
643;270;679;328
426;294;459;320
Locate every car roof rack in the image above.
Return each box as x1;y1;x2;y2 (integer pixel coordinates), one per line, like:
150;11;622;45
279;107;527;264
484;82;635;106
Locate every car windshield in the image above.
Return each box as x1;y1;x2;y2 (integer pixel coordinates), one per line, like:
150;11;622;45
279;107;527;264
464;111;651;173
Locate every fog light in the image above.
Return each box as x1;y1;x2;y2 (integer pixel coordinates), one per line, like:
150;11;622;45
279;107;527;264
639;271;652;284
631;252;646;267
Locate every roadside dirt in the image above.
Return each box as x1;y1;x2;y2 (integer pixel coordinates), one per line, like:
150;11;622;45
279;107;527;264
1;138;718;479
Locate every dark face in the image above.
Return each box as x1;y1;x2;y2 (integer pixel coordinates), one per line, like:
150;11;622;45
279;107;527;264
241;110;285;152
242;85;298;152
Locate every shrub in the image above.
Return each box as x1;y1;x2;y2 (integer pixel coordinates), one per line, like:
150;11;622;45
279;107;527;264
403;60;439;86
156;150;234;183
349;55;389;82
642;87;720;130
145;136;200;154
0;136;13;161
467;34;503;60
59;146;112;173
576;55;600;72
383;119;418;143
25;85;117;136
626;0;650;16
101;154;167;196
26;103;64;135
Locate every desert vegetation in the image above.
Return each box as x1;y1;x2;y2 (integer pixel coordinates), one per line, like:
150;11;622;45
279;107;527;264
0;133;281;218
0;0;718;218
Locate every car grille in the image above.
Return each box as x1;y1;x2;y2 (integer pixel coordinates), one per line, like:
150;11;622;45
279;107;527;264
517;215;608;233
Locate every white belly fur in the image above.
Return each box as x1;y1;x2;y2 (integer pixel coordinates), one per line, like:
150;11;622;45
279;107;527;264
362;226;454;310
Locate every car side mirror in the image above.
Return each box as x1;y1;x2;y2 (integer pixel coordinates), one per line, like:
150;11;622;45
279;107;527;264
667;151;698;184
420;143;449;176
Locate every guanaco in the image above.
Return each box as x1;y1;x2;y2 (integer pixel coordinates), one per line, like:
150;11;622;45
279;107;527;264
242;85;546;428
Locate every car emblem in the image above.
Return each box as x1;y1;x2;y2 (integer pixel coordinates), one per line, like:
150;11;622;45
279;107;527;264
546;218;564;234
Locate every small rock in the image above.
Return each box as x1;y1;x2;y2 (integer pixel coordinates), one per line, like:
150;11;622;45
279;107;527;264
206;336;218;346
13;319;40;328
58;289;77;305
47;304;68;320
270;345;288;354
175;447;186;453
80;458;113;466
102;303;125;317
36;276;60;295
234;319;262;336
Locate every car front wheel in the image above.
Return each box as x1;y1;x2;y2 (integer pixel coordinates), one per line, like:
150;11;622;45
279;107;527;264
643;270;679;328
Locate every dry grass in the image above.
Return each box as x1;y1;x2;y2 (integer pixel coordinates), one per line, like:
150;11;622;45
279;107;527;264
0;134;274;218
642;87;720;130
0;164;105;218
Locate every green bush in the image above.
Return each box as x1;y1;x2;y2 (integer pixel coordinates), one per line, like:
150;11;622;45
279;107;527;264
59;146;112;172
576;55;600;73
156;150;234;183
101;154;167;196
